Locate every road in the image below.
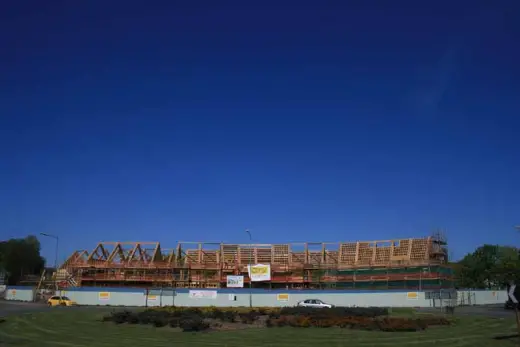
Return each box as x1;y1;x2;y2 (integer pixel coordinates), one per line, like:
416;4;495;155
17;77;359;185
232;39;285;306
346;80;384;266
417;304;516;318
0;300;141;318
1;300;516;319
0;300;50;317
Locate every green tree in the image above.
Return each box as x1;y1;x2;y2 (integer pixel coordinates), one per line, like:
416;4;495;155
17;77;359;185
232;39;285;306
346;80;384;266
0;235;46;285
454;244;520;289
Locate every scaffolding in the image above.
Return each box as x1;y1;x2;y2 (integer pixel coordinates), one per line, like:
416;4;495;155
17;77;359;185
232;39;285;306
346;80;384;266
60;234;453;290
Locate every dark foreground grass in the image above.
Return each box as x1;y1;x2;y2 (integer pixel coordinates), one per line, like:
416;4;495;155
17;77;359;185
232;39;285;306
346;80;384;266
0;308;518;347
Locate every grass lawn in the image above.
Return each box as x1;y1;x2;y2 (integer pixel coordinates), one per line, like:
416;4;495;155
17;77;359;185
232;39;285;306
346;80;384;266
0;308;518;347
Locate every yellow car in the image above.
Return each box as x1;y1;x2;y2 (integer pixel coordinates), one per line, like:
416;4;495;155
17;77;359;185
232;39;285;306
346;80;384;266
47;295;77;307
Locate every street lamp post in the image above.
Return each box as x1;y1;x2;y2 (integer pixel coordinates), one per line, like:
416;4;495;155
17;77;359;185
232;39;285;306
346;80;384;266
40;233;59;270
246;229;252;308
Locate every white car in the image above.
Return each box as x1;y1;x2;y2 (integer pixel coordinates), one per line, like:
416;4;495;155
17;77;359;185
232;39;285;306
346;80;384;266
297;299;333;308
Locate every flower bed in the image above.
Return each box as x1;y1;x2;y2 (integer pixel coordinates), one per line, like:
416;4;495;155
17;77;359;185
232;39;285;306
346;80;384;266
279;306;388;318
102;307;450;333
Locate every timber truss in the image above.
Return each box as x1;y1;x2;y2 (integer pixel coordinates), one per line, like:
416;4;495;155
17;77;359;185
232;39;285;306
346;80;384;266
59;235;451;289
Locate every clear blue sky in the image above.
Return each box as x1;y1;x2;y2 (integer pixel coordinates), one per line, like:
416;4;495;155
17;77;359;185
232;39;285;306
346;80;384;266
1;1;519;264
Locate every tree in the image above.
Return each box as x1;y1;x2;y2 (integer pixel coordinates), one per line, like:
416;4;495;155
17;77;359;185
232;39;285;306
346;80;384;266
0;235;46;285
454;244;520;289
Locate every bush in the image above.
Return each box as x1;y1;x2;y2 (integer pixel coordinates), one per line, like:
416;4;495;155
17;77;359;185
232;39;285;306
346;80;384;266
179;317;209;332
238;311;261;324
264;312;450;332
279;306;388;318
298;317;311;328
137;312;152;325
103;305;449;334
127;313;140;324
169;317;180;328
110;310;132;324
210;309;236;322
152;317;168;328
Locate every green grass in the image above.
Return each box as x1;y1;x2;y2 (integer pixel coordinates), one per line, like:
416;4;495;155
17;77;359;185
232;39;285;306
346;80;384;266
0;308;518;347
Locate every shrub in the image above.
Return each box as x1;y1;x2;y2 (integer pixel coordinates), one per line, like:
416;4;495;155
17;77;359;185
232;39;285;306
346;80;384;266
238;311;261;324
210;309;236;322
169;317;180;328
288;316;311;328
152;317;168;328
110;310;132;324
298;317;311;328
137;312;152;325
127;313;140;324
263;311;448;332
180;317;209;332
104;305;447;333
279;306;388;318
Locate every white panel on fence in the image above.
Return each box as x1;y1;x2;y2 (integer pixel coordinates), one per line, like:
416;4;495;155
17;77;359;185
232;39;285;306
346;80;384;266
226;275;244;288
189;290;217;299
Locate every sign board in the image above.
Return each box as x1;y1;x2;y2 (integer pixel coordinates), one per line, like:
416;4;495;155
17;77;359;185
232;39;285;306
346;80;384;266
248;264;271;282
98;292;110;301
407;292;419;300
147;295;157;301
277;293;289;302
189;290;217;300
507;283;520;337
226;275;244;288
508;284;519;304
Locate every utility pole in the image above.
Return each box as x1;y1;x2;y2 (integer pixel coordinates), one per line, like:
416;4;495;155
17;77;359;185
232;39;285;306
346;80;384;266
40;233;59;270
515;226;520;257
246;229;253;308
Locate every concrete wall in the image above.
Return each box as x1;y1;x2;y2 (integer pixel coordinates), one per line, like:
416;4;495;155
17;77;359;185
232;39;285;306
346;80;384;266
3;286;507;308
3;286;35;301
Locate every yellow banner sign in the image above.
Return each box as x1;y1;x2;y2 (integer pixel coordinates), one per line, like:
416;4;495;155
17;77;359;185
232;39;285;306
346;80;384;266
251;266;269;275
248;264;271;282
406;292;418;300
99;292;110;301
277;293;289;301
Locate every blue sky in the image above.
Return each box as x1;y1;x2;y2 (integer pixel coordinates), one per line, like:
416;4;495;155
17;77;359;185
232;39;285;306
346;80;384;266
1;1;519;264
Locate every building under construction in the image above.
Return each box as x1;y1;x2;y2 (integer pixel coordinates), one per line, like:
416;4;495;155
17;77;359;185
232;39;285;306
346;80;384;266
57;234;453;290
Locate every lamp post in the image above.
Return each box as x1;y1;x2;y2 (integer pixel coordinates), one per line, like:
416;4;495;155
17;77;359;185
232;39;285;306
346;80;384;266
40;233;59;270
246;229;252;308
